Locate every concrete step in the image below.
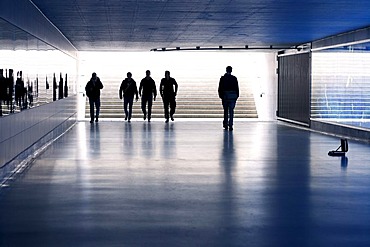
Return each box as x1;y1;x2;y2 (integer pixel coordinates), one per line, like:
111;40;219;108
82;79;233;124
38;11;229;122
88;113;258;119
87;103;257;109
87;108;256;114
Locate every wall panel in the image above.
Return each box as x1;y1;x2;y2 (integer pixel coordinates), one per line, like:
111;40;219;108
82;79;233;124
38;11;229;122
0;96;77;182
277;53;311;125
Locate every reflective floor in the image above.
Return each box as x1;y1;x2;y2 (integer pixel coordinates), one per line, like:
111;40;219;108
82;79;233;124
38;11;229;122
1;120;370;247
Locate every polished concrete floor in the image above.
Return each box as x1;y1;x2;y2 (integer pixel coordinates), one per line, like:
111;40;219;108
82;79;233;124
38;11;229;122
1;120;370;247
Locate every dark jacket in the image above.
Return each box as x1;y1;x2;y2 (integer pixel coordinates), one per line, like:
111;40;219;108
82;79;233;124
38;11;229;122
139;77;157;98
218;73;239;100
85;77;103;99
0;76;6;100
119;78;138;99
15;78;25;98
160;77;178;99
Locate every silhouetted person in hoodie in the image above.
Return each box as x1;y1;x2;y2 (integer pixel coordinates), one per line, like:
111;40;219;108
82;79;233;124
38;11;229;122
218;66;239;131
85;72;103;123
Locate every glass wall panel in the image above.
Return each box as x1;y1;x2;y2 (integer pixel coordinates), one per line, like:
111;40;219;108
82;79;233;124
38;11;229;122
0;18;77;117
311;42;370;129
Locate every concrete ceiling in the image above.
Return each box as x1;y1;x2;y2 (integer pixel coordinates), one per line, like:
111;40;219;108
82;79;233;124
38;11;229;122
27;0;370;51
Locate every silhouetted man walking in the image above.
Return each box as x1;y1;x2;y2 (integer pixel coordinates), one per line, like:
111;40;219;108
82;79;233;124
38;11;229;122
119;72;138;122
218;66;239;131
139;70;157;122
160;71;178;123
85;72;104;123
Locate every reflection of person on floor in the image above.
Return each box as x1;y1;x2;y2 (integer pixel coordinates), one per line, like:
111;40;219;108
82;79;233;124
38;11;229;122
160;71;178;123
119;72;138;122
218;66;239;131
0;69;5;116
85;72;104;123
15;71;25;110
139;70;157;122
5;69;14;111
27;83;33;107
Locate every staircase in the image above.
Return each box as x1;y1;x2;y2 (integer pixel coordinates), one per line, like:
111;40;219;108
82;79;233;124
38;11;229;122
85;79;258;119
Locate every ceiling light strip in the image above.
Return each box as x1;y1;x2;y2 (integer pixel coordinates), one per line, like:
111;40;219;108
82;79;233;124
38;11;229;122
151;46;292;52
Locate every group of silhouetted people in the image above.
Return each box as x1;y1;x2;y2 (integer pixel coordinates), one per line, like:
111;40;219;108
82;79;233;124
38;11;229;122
86;66;238;130
86;70;178;124
118;70;178;123
0;69;37;116
0;68;69;117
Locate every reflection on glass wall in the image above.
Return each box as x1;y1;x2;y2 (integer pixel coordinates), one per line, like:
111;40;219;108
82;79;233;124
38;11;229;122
311;42;370;129
0;19;77;117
